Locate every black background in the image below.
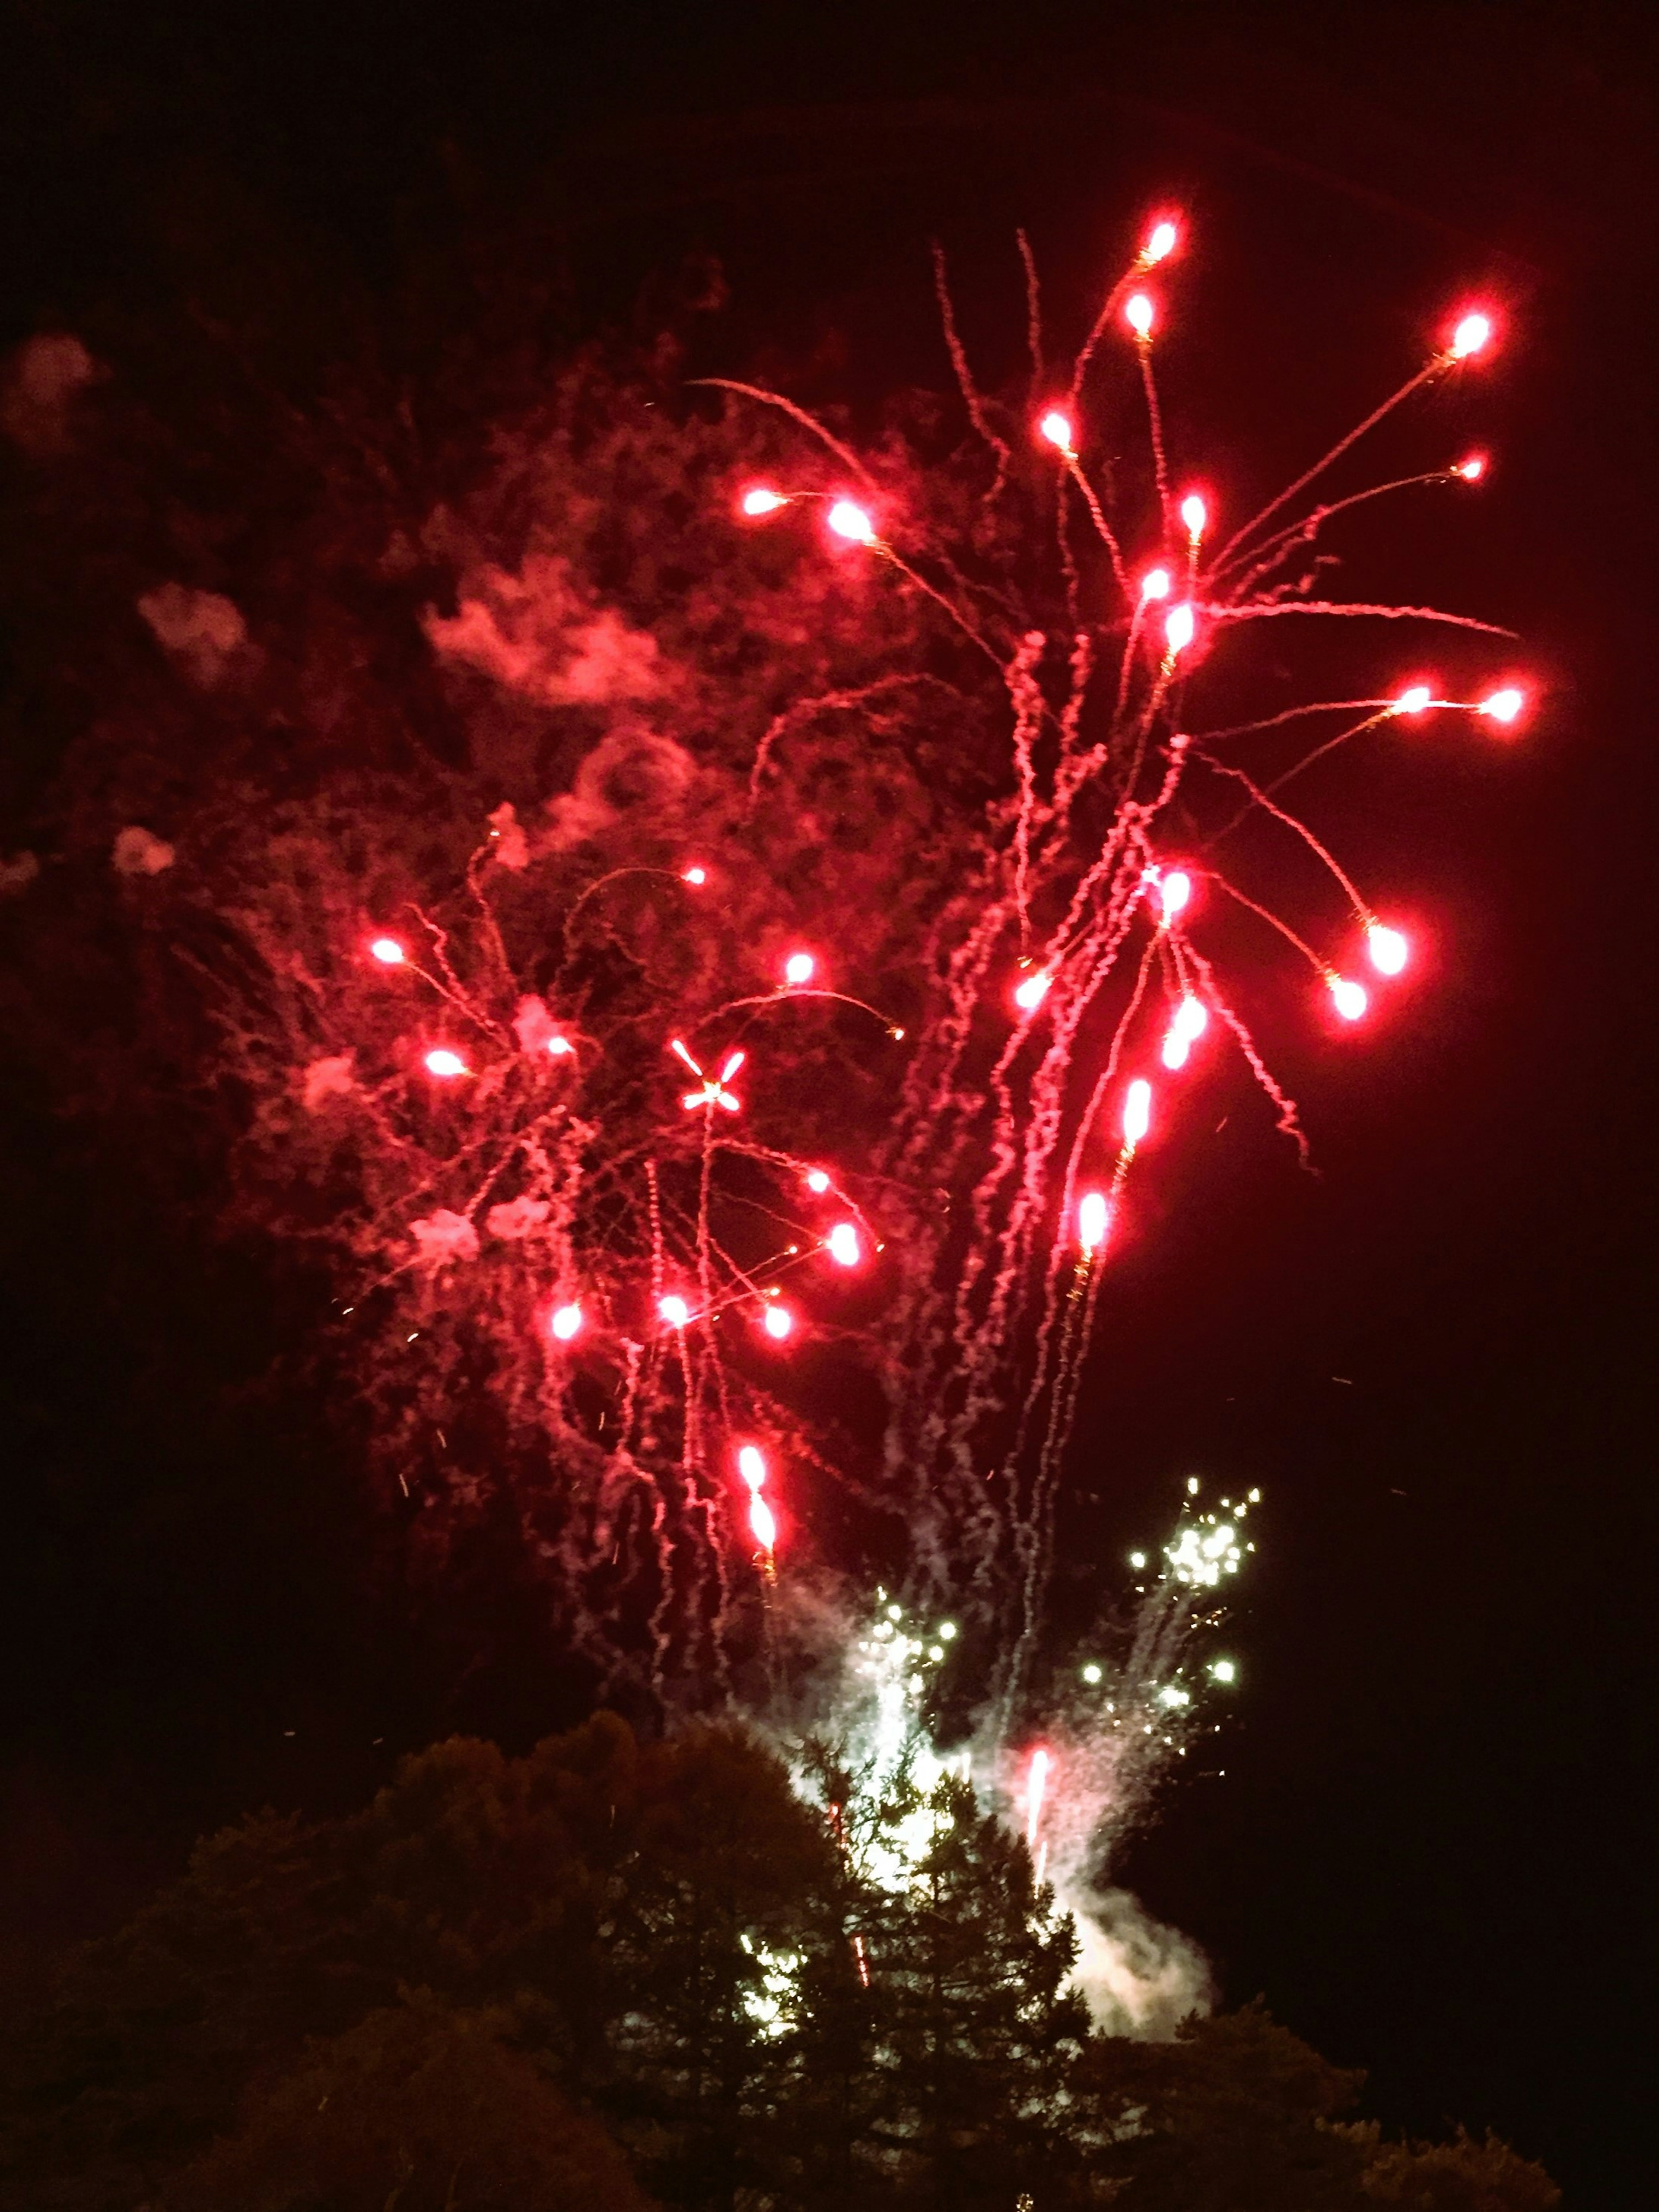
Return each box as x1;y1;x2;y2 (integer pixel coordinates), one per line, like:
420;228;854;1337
1;4;1652;2205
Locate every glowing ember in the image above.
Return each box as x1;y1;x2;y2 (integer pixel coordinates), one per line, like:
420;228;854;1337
1140;566;1172;601
1394;684;1434;715
738;1443;767;1490
1179;492;1208;540
550;1302;583;1342
1328;976;1369;1022
1367;922;1409;975
1024;1746;1051;1849
1159;870;1192;924
1454;454;1487;482
783;950;816;986
659;1294;691;1329
1122;1078;1153;1149
1143;218;1179;263
1164;603;1195;654
1450;311;1493;359
369;936;406;965
804;1169;831;1195
749;1493;777;1554
423;1047;467;1078
1077;1190;1109;1255
1161;1032;1191;1071
1014;970;1052;1011
762;1303;795;1341
826;1222;861;1267
1039;409;1075;452
741;486;788;517
1125;292;1155;337
1479;686;1525;724
826;499;876;545
682;863;708;885
547;1034;575;1057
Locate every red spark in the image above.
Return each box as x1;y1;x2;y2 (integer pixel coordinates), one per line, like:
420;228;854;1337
550;1302;583;1342
682;863;708;885
1039;409;1075;453
1479;686;1526;725
1077;1190;1109;1255
1328;975;1369;1022
804;1168;831;1194
826;1222;861;1267
1450;311;1494;360
659;1294;691;1329
1366;923;1409;975
1142;217;1180;265
827;499;876;545
741;486;787;517
1164;603;1195;655
1140;566;1172;601
1122;1078;1153;1149
1014;970;1052;1012
762;1303;795;1342
369;936;406;965
423;1047;468;1078
1125;292;1155;338
783;950;816;987
1394;684;1434;715
1454;454;1487;482
1179;492;1208;541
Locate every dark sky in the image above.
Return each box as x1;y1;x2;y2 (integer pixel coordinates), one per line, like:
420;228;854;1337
1;5;1653;2207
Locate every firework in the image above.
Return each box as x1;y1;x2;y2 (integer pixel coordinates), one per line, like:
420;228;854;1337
194;209;1524;1735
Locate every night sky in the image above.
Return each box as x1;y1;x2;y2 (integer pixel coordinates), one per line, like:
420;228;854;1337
1;6;1652;2207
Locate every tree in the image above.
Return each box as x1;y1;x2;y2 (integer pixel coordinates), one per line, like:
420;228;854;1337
168;1991;656;2212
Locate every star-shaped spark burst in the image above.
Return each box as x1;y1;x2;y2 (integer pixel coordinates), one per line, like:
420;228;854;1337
670;1036;745;1114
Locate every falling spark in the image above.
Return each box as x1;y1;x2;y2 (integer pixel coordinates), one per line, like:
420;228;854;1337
370;936;405;965
827;499;876;544
659;1294;691;1328
1025;1746;1052;1849
1078;1190;1109;1255
1159;870;1192;924
1366;922;1409;975
783;950;816;986
1125;292;1155;338
1164;602;1195;654
1179;492;1208;541
1039;409;1076;453
1014;970;1052;1011
1142;217;1179;264
423;1047;467;1078
1450;311;1494;359
741;486;788;516
1454;454;1487;482
762;1303;795;1341
1479;686;1526;724
1394;684;1434;715
682;863;708;885
804;1168;831;1194
826;1222;861;1267
1122;1078;1152;1149
1328;975;1369;1022
550;1302;583;1342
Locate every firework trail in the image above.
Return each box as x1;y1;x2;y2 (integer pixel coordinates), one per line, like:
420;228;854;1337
188;216;1524;1833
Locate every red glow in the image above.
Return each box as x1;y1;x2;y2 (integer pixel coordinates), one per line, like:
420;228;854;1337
1367;922;1409;976
1039;409;1075;452
826;1222;861;1267
659;1293;691;1329
1479;686;1526;725
682;864;708;885
1394;684;1433;716
1125;292;1155;337
827;499;876;545
805;1168;831;1194
547;1034;574;1057
1454;454;1487;482
1078;1190;1108;1255
1164;603;1195;655
1450;311;1494;360
1143;218;1180;264
423;1047;468;1078
1179;492;1208;540
1014;970;1052;1012
763;1303;795;1341
550;1302;583;1342
1160;870;1192;924
741;486;787;517
1173;993;1208;1041
783;950;816;986
749;1493;777;1553
1161;1032;1191;1071
1122;1078;1152;1148
1328;976;1368;1022
738;1443;767;1491
369;936;406;965
1140;566;1172;601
